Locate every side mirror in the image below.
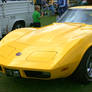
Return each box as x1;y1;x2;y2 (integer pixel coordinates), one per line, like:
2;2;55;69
2;0;7;3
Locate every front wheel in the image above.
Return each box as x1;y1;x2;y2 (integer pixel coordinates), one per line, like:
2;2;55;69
12;22;25;30
86;52;92;81
72;48;92;83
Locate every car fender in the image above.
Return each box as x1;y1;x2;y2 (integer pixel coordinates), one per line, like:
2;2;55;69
52;38;92;78
0;28;34;45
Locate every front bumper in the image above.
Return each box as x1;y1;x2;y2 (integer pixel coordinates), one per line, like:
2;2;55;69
0;65;51;79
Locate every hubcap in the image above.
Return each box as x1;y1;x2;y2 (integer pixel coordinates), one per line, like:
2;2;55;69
87;55;92;78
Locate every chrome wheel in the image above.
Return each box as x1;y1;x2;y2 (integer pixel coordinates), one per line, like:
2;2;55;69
86;55;92;78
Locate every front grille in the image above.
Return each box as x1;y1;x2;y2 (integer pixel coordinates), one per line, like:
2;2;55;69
24;70;50;78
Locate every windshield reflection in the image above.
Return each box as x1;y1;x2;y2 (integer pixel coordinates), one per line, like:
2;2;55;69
57;9;92;25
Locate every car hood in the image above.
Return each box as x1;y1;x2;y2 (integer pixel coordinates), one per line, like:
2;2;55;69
15;23;87;47
0;23;91;70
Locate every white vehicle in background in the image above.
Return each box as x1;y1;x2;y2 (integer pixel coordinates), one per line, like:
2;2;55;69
0;25;2;38
0;0;34;38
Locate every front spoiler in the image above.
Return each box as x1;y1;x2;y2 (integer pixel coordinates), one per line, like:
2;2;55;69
0;65;52;79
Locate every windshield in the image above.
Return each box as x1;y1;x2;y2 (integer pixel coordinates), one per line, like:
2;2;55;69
57;9;92;25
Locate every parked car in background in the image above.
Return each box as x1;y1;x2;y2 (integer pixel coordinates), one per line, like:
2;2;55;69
0;0;34;38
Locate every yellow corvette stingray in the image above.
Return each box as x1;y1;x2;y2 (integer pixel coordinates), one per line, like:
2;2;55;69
0;6;92;83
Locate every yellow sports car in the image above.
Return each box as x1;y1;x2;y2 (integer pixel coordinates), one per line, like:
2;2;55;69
0;6;92;83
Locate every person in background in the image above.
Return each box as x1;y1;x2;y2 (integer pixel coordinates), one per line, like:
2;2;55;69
36;0;42;8
49;0;55;15
41;0;55;16
32;5;43;27
41;0;47;7
57;0;68;16
41;0;49;15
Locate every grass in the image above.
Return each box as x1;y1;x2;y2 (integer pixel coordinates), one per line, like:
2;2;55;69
0;16;92;92
0;74;92;92
41;15;57;26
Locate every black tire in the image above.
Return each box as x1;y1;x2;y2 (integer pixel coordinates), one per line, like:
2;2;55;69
12;22;25;30
71;47;92;83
